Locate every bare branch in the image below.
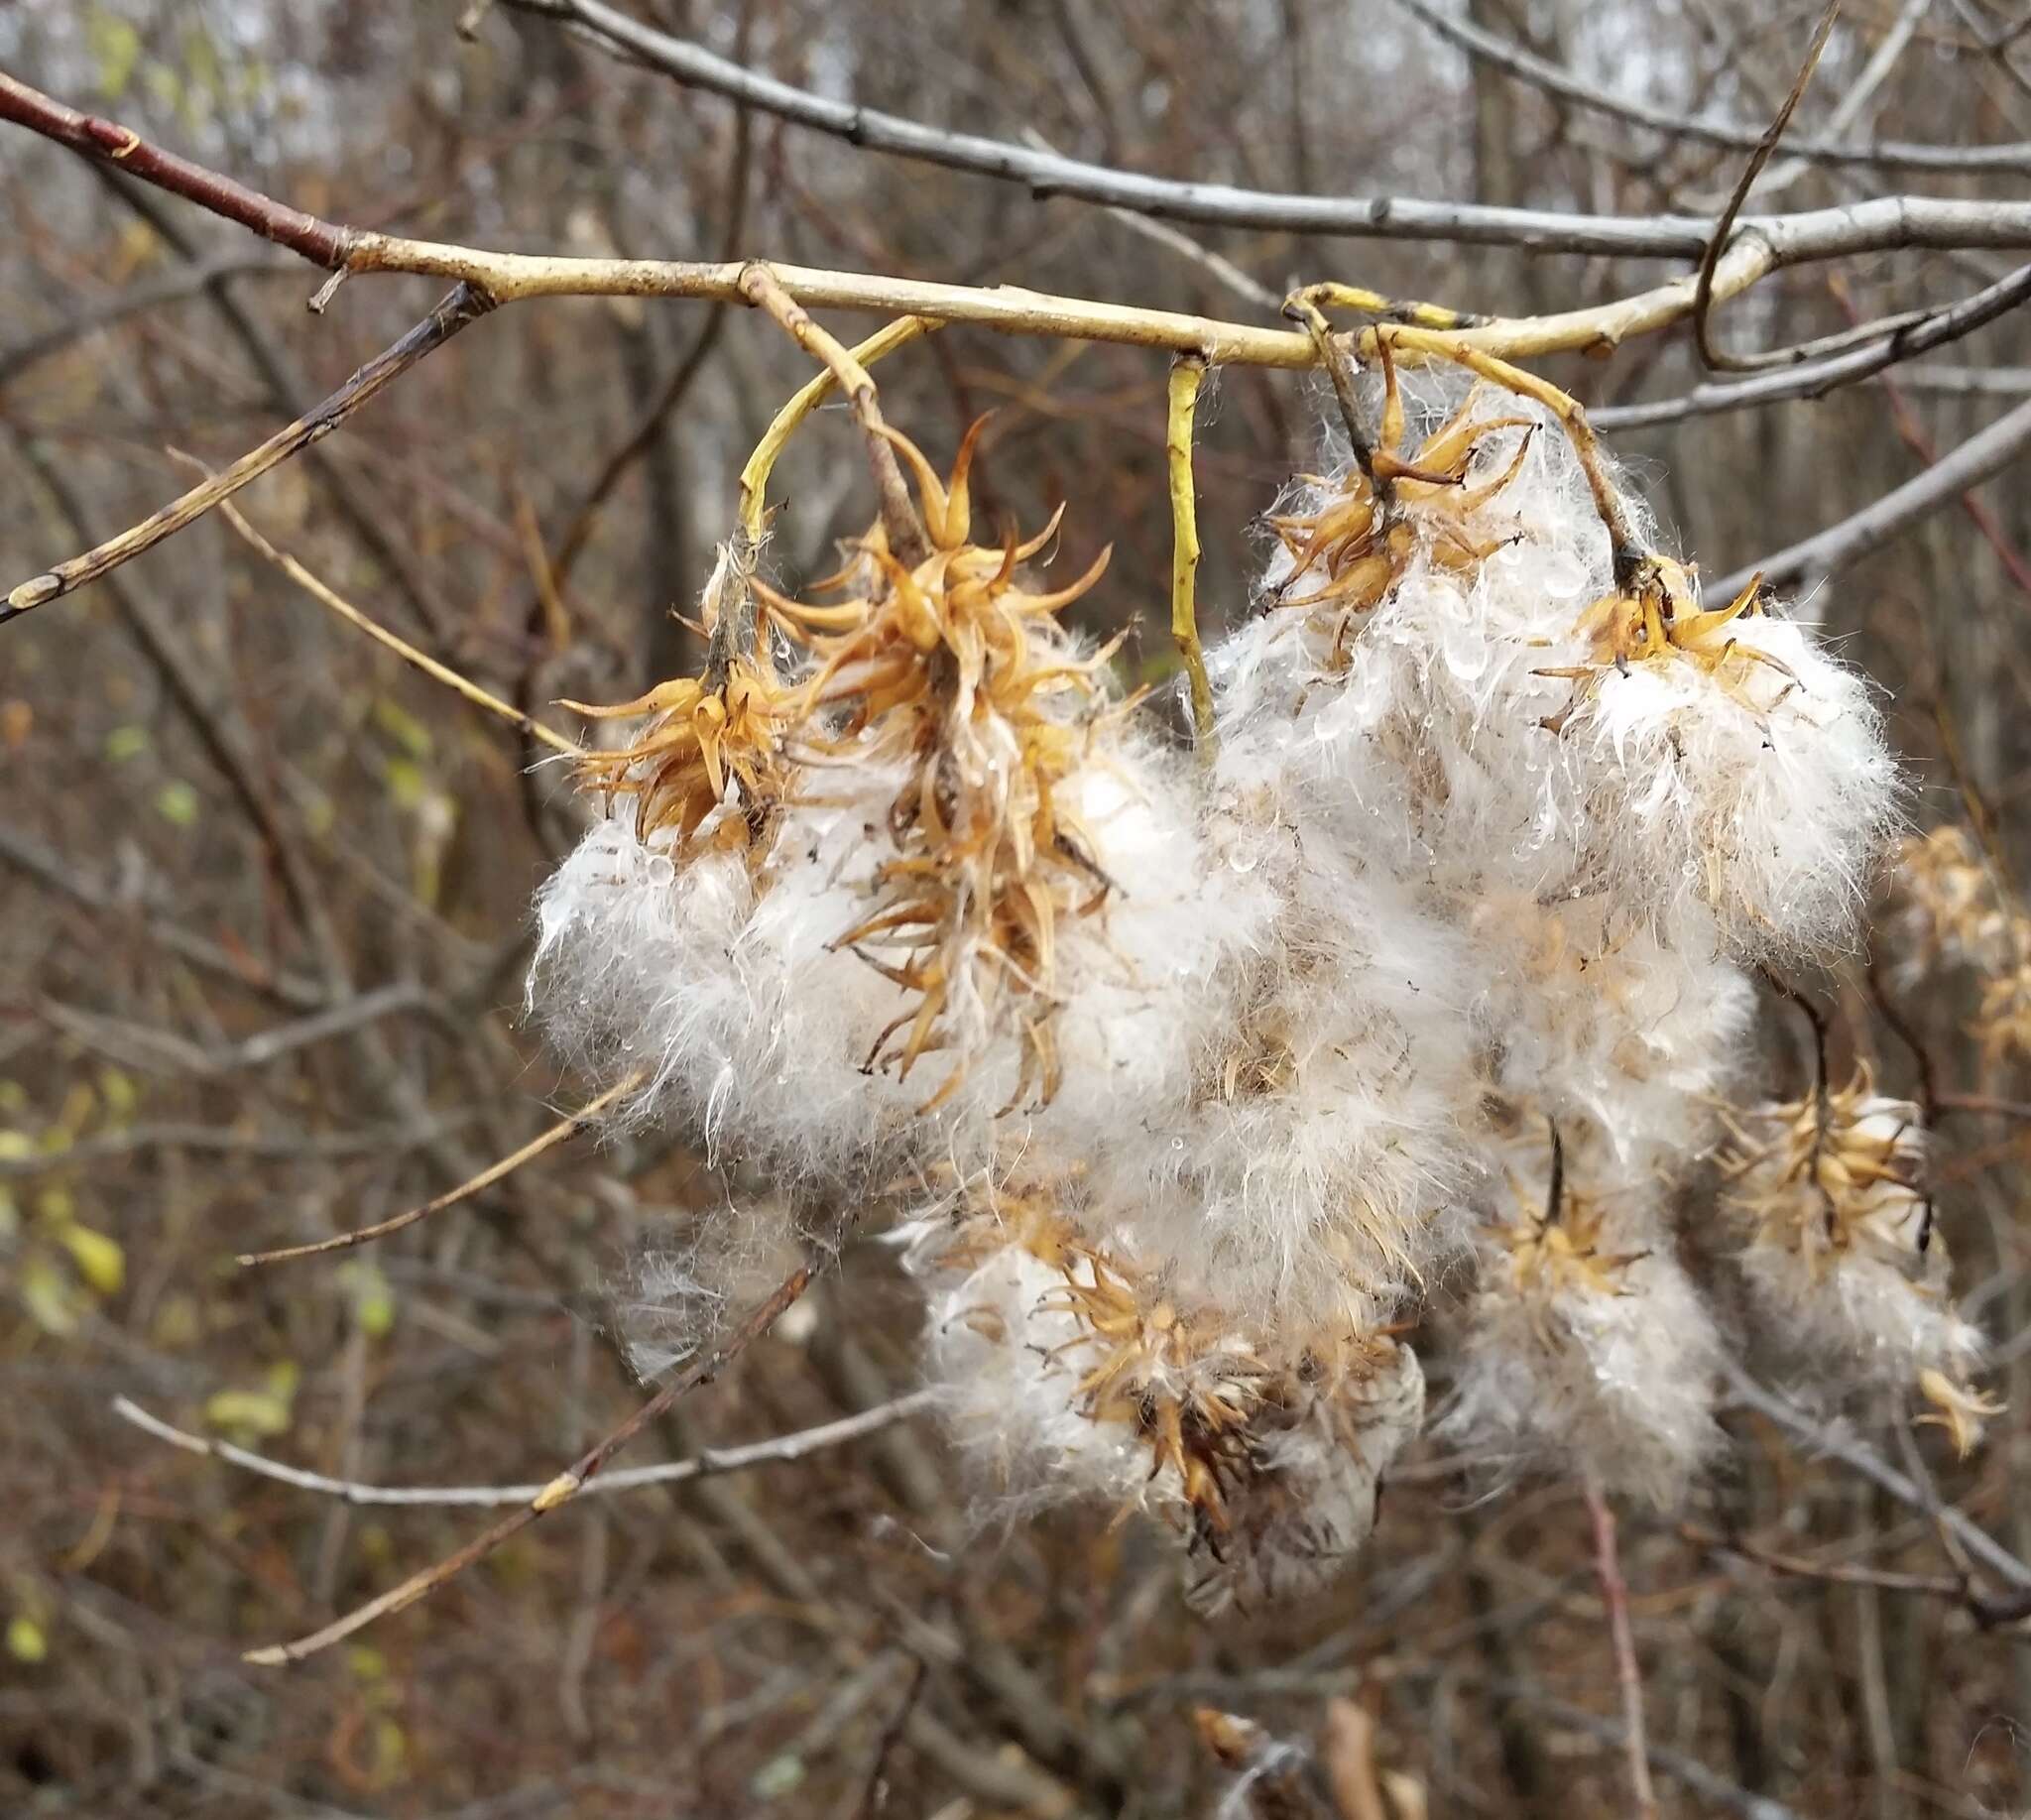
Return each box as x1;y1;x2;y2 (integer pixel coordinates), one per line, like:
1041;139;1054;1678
502;0;2031;259
241;1260;813;1664
1719;393;2031;594
1391;0;2031;174
1582;1472;1659;1820
0;70;357;266
202;491;583;759
113;1389;936;1507
4;286;493;624
238;1069;646;1266
1594;260;2031;427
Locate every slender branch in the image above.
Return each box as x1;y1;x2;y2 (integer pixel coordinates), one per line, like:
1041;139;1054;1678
241;1261;813;1664
1582;1472;1659;1820
1391;0;2031;174
1595;260;2031;427
736;265;927;563
0;254;297;389
1718;393;2031;595
113;1388;935;1507
0;1117;470;1177
0;820;328;1012
1166;356;1214;749
4;285;493;623
1683;1522;1967;1599
1695;4;1841;374
202;490;583;758
1720;1361;2031;1595
0;71;357;264
238;1069;646;1265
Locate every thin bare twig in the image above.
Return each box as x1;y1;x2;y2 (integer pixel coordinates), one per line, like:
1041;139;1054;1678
1391;0;2031;174
201;491;583;758
4;285;493;623
238;1069;646;1265
1581;1471;1659;1820
1695;4;1842;374
113;1389;936;1507
241;1261;813;1664
497;0;2031;257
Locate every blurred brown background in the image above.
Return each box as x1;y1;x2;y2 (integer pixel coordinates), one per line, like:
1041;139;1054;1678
7;1;2031;1815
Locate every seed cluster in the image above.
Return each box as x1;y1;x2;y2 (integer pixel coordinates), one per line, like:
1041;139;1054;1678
529;347;1984;1603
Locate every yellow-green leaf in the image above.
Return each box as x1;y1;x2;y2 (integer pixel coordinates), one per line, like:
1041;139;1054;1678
383;757;427;811
98;1068;139;1122
21;1258;79;1336
372;697;434;761
6;1617;48;1664
85;7;142;98
0;1132;32;1162
58;1224;125;1296
104;725;150;763
156;781;199;826
204;1387;294;1439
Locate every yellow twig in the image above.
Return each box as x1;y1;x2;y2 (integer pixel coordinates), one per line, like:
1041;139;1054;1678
202;489;584;759
237;1068;643;1265
737;314;938;544
1166;356;1215;749
736;264;927;563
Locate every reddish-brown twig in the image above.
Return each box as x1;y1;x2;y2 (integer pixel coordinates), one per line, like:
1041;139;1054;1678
1582;1471;1659;1820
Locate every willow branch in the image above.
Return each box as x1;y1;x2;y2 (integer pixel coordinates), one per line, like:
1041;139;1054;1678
1166;356;1214;748
242;1261;813;1664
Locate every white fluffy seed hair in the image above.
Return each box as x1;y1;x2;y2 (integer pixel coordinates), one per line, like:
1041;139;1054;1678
529;725;1278;1198
1084;821;1485;1331
1728;1100;1982;1389
1216;368;1901;960
908;1215;1426;1603
1190;1340;1426;1612
1436;1174;1725;1506
1469;895;1755;1194
1570;613;1905;960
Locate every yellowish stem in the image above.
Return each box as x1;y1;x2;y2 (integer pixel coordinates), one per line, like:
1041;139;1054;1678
204;490;584;759
737;314;937;544
1166;356;1215;750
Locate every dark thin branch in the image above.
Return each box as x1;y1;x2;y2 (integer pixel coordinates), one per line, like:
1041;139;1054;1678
1695;4;1840;374
1595;260;2031;428
0;71;354;267
0;822;327;1010
4;286;492;624
0;254;298;390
